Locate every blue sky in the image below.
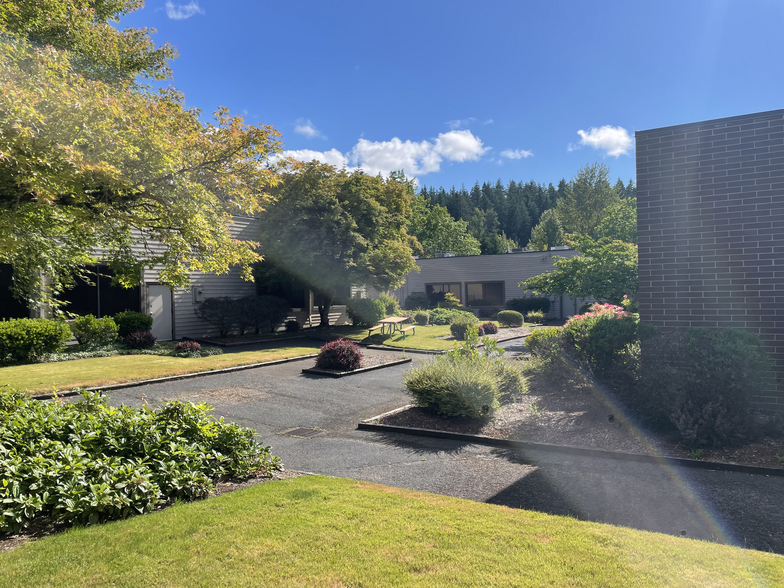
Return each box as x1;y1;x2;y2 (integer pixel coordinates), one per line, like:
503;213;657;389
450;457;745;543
122;0;784;189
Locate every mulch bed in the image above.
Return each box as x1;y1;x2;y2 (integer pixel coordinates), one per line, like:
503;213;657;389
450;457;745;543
378;365;784;470
0;470;308;553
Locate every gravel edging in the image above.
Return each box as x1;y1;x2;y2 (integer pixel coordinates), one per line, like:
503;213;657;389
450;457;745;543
357;419;784;478
302;357;412;378
30;353;319;401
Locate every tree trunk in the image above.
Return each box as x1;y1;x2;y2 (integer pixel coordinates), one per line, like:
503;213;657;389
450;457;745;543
317;301;331;328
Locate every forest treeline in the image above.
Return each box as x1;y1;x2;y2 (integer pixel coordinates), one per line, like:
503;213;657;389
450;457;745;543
416;170;636;256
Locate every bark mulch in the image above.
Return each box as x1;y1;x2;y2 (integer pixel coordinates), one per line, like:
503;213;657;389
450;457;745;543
378;365;784;470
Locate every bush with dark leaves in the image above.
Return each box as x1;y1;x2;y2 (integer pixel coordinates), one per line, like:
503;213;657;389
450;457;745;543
477;322;498;336
315;338;363;371
125;330;157;349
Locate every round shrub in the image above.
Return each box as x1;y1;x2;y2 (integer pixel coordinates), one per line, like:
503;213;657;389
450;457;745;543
378;293;401;316
285;319;300;332
526;310;546;324
450;317;478;341
174;340;201;355
316;338;363;371
478;322;498;336
70;314;119;346
404;292;430;310
413;310;429;326
346;298;386;328
497;310;524;328
561;304;638;370
0;318;72;364
125;330;157;349
114;310;153;338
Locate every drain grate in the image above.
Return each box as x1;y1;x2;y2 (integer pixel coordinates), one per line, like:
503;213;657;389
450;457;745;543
278;427;323;439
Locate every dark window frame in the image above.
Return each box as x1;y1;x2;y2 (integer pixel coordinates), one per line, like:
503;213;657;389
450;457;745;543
466;281;505;306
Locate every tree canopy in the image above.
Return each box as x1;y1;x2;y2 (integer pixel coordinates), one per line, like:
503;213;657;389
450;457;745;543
409;197;481;258
520;235;638;304
526;208;565;252
555;163;621;238
256;162;418;325
0;2;283;311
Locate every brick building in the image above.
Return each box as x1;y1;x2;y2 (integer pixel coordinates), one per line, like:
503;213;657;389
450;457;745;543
635;109;784;411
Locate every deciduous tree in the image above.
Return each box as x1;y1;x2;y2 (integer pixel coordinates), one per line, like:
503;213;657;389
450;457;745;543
526;209;566;251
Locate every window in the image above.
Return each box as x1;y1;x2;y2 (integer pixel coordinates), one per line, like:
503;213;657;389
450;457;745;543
466;282;504;306
426;283;461;306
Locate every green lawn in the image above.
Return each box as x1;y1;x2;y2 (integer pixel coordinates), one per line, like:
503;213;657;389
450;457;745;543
337;323;506;351
0;476;780;587
0;345;320;394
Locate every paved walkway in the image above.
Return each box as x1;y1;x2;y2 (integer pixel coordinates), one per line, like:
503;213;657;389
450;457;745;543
108;347;784;554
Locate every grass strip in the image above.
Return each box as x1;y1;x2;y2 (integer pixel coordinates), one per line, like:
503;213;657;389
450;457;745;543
0;476;780;587
0;345;320;394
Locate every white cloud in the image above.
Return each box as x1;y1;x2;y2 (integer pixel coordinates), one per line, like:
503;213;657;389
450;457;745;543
294;119;325;139
500;148;533;160
278;130;489;179
573;125;633;157
165;1;204;20
445;117;476;130
277;148;349;168
484;119;494;125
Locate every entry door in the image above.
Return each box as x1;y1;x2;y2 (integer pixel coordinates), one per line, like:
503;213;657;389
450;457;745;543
148;285;173;341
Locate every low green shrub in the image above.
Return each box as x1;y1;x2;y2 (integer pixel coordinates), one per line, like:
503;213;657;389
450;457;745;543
346;298;386;328
497;310;524;328
125;330;157;349
285;319;300;332
477;306;501;318
113;310;153;339
0;318;72;364
428;308;476;326
404;292;430;310
438;292;461;308
450;316;478;340
0;390;280;534
378;293;401;316
413;310;429;326
578;301;594;314
561;304;640;371
525;327;561;361
316;338;363;371
42;341;222;362
506;297;551;315
526;310;546;324
70;315;119;346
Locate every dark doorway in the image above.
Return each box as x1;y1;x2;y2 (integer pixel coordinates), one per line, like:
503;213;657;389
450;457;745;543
0;264;30;320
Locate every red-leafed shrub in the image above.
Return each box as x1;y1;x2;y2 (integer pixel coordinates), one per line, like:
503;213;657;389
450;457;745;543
478;322;498;336
125;331;157;349
316;338;363;371
174;340;201;354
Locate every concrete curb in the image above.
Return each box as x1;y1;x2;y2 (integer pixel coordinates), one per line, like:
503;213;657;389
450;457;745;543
357;420;784;478
302;357;412;378
30;353;319;401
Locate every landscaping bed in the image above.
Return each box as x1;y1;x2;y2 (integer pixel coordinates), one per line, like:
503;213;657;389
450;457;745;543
376;362;784;471
302;354;412;377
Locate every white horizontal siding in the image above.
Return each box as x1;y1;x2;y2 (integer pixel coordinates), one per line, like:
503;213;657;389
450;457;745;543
391;250;586;319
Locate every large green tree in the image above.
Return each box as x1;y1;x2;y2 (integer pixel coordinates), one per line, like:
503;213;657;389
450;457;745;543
257;162;418;326
595;198;637;244
526;208;566;251
521;235;638;305
409;197;481;258
556;163;621;238
0;1;283;311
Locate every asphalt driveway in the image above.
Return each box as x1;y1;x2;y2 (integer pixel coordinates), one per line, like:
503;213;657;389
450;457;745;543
108;348;784;554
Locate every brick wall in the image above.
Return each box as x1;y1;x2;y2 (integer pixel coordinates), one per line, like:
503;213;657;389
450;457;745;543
636;109;784;411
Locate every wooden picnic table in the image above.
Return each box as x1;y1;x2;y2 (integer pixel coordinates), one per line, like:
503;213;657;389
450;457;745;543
378;316;410;335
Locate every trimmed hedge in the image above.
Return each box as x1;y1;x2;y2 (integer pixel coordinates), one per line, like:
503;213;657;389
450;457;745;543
0;318;72;364
70;315;119;346
114;310;153;338
450;316;478;341
526;310;546;324
497;310;524;328
428;308;476;326
413;310;429;326
507;297;550;315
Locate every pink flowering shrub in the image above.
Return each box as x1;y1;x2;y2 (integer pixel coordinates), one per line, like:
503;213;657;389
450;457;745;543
562;303;640;370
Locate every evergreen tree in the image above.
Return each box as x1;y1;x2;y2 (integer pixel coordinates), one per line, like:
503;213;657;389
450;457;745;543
527;209;566;251
556;163;620;237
